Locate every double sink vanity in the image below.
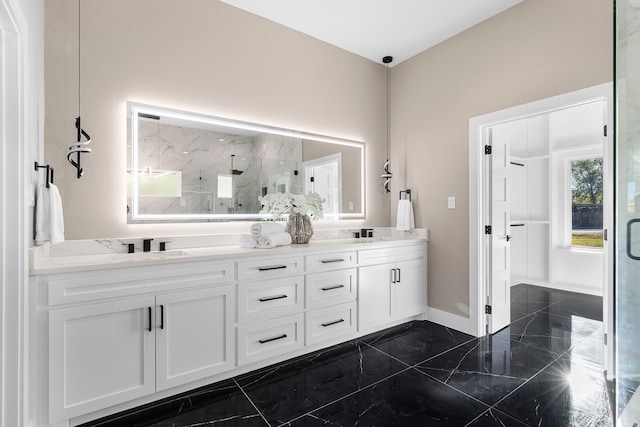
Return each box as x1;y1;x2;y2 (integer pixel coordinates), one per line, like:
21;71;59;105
29;229;428;427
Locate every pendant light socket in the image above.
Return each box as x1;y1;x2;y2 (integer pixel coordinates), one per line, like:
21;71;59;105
382;56;393;64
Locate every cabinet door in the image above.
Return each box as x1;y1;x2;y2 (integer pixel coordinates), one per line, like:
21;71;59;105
49;297;156;423
392;258;425;320
156;285;235;391
358;264;392;331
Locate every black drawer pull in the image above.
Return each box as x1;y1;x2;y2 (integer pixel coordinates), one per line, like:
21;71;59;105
147;307;152;332
321;258;345;264
321;284;345;291
258;265;287;271
258;334;288;344
259;294;288;302
160;304;164;330
322;319;345;327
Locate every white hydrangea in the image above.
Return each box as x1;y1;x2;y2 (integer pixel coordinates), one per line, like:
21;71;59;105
259;192;325;220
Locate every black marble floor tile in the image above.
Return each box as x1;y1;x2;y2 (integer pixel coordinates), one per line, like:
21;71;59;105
236;340;407;425
415;335;560;406
541;292;603;321
493;309;599;356
510;284;568;322
286;369;490;427
465;408;529;426
89;379;267;427
494;354;613;427
360;320;475;366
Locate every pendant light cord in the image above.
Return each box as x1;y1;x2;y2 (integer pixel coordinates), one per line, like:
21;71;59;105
78;0;81;118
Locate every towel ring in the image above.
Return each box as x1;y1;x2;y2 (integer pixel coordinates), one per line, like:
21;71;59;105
399;189;411;201
35;162;54;189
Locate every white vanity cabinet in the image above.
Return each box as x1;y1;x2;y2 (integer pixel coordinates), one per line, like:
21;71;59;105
155;285;235;391
237;256;306;366
48;296;156;423
33;237;427;427
357;243;426;332
42;261;235;424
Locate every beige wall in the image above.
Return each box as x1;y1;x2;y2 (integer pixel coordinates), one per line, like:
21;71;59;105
390;0;612;316
45;0;388;239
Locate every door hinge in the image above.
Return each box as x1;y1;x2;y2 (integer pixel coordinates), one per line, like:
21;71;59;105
604;229;608;241
485;225;492;235
484;145;492;155
604;125;608;137
485;305;492;314
604;333;607;345
310;176;314;182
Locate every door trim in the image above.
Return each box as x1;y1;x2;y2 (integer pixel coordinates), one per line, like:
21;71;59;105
468;83;613;339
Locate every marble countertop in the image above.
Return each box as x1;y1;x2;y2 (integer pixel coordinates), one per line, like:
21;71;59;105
30;228;428;275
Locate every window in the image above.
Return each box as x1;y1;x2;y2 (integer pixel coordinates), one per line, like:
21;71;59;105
570;157;603;248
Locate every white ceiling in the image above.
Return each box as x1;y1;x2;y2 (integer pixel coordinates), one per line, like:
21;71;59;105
220;0;525;66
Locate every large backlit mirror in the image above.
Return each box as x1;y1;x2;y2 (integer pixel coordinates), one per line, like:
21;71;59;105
127;102;365;222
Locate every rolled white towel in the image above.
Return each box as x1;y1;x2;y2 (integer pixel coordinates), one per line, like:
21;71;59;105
250;222;285;237
239;234;258;249
257;232;292;249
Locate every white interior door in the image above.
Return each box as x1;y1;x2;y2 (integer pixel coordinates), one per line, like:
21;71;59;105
488;126;512;334
303;153;342;214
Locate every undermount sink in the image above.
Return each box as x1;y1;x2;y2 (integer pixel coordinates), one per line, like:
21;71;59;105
110;250;187;261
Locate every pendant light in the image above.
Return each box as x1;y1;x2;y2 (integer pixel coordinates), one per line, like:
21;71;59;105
381;55;393;193
67;0;92;178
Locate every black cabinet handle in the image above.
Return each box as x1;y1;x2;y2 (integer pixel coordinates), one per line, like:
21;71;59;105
147;307;152;332
160;305;164;330
259;294;288;302
397;268;401;283
321;258;345;264
321;284;345;291
258;265;287;271
321;319;345;327
258;334;287;344
627;219;640;260
391;268;396;284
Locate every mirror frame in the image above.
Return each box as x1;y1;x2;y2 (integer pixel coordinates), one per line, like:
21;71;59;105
128;102;366;222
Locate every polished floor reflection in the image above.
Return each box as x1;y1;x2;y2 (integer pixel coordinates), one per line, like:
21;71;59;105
86;284;611;426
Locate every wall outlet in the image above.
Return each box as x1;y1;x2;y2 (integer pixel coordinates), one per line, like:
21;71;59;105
348;201;354;211
448;196;456;209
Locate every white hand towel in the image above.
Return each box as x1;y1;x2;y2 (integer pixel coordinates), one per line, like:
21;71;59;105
250;222;285;237
48;184;65;244
239;234;258;249
256;232;292;249
396;199;415;231
35;184;51;245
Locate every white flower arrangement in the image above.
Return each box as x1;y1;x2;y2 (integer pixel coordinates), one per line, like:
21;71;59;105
259;192;325;221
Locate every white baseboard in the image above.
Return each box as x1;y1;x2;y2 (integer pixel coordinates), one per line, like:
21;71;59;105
426;306;480;337
511;280;603;297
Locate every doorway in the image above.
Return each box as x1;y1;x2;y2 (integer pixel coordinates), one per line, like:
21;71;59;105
468;83;614;376
303;153;342;215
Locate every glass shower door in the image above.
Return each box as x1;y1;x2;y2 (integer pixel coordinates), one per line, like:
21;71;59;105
616;0;640;423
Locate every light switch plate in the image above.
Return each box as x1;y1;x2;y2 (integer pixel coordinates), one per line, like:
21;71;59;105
448;196;456;209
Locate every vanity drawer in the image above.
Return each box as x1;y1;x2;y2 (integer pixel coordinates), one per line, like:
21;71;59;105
358;242;425;266
46;261;235;306
237;313;304;366
305;302;356;346
237;256;304;281
237;276;304;323
305;251;356;273
305;268;356;310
